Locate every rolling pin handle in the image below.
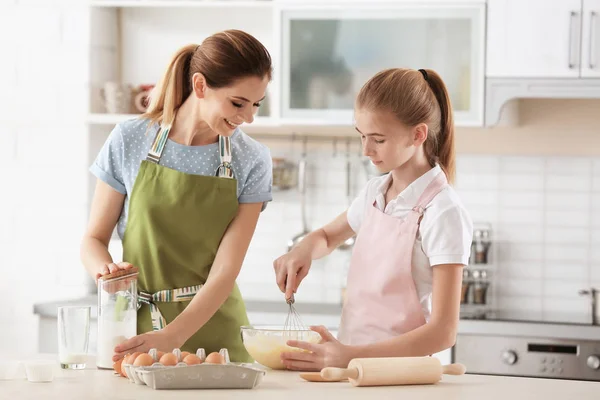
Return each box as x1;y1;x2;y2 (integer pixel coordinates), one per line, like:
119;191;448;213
442;363;467;375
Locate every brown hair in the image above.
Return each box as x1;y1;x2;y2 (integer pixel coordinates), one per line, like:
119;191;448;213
143;29;272;128
356;68;455;183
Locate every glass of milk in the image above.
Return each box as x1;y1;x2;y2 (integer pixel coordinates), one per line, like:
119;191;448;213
57;306;91;369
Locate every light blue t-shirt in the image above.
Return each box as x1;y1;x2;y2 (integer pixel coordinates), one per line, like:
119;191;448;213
90;117;273;239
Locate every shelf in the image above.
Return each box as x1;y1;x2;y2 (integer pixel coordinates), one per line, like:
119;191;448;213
87;113;280;127
89;0;273;8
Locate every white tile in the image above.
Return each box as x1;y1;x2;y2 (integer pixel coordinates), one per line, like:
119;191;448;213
499;191;544;209
593;159;600;175
496;243;543;262
544;227;590;244
467;206;499;225
456;156;500;173
544;245;589;263
495;225;543;243
543;262;588;280
501;261;543;279
546;175;591;192
15;6;61;45
454;173;499;191
497;279;542;297
592;229;600;244
545;193;590;210
61;7;90;47
499;208;544;225
499;156;544;174
499;173;544;191
591;246;600;263
543;279;589;298
546;157;592;175
593;177;600;192
545;210;591;228
496;296;542;312
456;190;498;207
542;297;589;314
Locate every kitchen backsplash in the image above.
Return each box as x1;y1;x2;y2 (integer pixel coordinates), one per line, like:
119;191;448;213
234;148;600;320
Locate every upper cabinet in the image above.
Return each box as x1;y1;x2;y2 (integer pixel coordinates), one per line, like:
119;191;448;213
277;2;486;126
487;0;600;78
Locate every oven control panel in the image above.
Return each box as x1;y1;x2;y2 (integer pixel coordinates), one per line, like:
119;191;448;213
454;334;600;381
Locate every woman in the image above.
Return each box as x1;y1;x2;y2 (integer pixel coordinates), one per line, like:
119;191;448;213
81;30;273;363
274;68;473;371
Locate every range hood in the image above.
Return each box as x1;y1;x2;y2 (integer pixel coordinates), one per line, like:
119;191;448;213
485;78;600;126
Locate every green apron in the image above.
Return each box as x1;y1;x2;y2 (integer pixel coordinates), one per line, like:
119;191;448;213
122;125;252;362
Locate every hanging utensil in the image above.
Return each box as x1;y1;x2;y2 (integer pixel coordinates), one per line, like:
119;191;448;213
287;138;310;251
338;138;355;250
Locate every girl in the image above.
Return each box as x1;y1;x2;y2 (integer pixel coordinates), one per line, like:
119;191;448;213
273;68;473;371
81;30;273;363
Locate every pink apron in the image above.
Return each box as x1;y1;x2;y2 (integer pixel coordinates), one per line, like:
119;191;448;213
338;172;448;346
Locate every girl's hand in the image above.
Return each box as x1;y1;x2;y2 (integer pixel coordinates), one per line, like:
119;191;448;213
112;330;183;362
281;326;354;371
273;248;313;301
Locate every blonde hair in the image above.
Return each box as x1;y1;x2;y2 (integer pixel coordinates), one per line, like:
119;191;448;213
143;29;272;128
356;68;455;183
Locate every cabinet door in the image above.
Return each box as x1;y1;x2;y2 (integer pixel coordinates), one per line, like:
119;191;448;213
279;4;486;126
582;0;600;77
486;0;583;78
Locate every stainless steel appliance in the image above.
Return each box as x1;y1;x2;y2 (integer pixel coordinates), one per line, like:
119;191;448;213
453;310;600;381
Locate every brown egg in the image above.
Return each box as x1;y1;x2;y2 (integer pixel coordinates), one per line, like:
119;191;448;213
205;352;225;364
133;353;154;367
183;354;202;365
156;351;165;360
180;351;191;360
113;358;124;377
159;353;178;366
122;352;142;377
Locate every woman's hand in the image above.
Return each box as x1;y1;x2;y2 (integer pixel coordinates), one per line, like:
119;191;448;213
112;330;183;362
95;261;136;293
281;326;354;371
273;248;313;301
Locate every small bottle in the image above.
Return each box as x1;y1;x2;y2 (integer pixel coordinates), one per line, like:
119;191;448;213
473;230;486;264
460;269;472;304
472;270;489;305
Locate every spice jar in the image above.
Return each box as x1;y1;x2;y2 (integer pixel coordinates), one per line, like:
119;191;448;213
472;270;489;305
96;267;139;369
460;269;472;304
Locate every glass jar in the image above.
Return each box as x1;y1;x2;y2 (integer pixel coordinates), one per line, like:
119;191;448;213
96;268;139;369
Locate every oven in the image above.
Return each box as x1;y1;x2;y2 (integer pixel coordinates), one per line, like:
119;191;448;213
453;312;600;381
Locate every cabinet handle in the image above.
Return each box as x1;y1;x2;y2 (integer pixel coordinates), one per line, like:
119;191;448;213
590;11;598;69
569;11;579;69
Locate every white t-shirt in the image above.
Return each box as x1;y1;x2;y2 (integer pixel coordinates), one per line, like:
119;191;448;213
346;165;473;320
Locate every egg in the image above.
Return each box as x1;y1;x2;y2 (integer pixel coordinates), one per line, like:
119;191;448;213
180;351;191;360
122;352;143;377
205;352;225;364
159;353;178;366
183;354;202;365
133;353;154;367
113;358;124;377
156;351;165;361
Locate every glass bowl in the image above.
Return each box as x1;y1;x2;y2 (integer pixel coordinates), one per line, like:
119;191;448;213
240;325;321;370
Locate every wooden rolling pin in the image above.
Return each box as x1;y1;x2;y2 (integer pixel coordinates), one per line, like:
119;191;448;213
320;357;466;387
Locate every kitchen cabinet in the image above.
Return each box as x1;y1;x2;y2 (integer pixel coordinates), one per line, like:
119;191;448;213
487;0;600;78
278;2;486;126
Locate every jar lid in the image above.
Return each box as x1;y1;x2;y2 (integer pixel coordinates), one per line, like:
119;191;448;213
98;266;139;282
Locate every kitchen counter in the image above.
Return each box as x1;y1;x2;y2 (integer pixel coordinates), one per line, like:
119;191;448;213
3;355;598;400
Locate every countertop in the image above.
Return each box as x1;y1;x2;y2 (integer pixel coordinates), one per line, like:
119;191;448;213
3;355;599;400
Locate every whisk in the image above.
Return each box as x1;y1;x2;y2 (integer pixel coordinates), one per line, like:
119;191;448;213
283;294;307;337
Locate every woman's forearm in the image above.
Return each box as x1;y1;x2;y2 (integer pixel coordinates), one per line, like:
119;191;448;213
296;228;337;260
80;235;114;281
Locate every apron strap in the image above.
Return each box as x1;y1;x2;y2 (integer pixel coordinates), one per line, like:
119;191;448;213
215;135;234;179
146;125;235;180
138;284;203;331
410;171;448;221
146;125;170;164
